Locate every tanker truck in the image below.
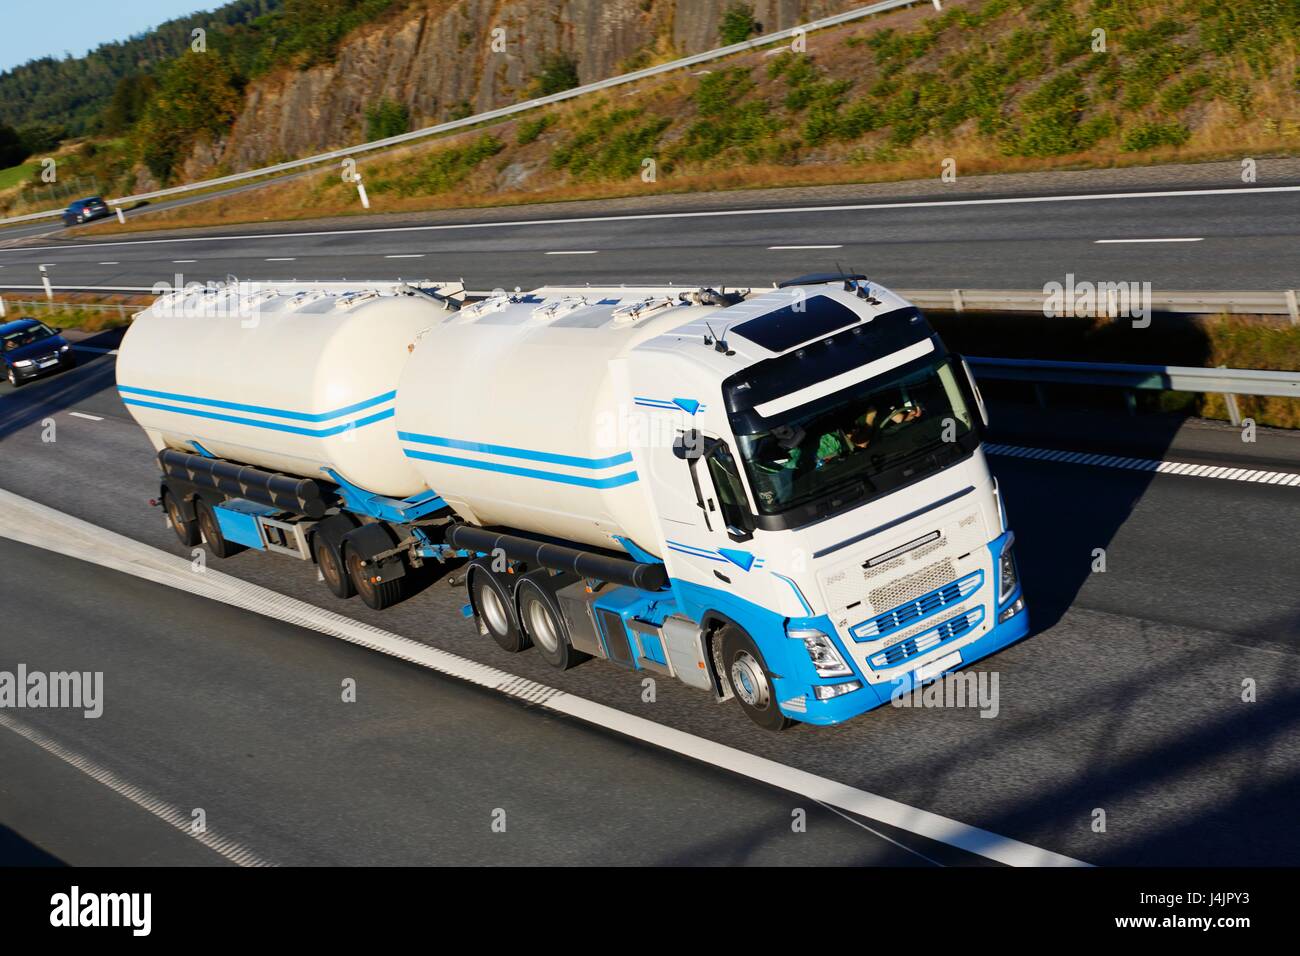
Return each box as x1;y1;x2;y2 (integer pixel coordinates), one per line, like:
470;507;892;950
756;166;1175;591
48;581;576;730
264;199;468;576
115;275;1029;730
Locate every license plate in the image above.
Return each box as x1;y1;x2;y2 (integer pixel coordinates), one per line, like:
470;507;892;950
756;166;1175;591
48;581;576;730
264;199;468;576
38;359;57;368
914;650;962;682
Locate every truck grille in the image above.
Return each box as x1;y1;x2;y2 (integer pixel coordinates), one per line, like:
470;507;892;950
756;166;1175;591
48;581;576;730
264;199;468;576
850;570;983;641
868;606;985;670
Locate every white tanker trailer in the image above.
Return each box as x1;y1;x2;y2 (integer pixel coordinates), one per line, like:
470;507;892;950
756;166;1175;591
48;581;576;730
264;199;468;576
117;275;1029;730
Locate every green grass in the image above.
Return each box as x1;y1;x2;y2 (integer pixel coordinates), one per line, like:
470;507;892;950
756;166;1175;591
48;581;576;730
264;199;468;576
0;161;38;191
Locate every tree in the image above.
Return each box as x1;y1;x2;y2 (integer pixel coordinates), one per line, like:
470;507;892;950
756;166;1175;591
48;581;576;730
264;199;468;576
135;51;244;182
720;3;759;45
0;123;28;168
534;53;580;96
365;98;410;140
17;121;65;155
102;74;158;134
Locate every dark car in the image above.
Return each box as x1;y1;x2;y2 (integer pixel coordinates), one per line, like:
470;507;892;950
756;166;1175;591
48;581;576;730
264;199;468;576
62;196;111;227
1;318;76;387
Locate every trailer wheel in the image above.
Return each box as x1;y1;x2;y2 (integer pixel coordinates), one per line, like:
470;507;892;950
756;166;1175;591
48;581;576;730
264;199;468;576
517;572;588;670
163;490;200;547
313;533;355;599
345;543;403;610
719;625;794;732
194;498;244;559
469;563;529;653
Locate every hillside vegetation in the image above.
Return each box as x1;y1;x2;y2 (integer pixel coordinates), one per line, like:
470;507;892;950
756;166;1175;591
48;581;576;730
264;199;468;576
121;0;1298;230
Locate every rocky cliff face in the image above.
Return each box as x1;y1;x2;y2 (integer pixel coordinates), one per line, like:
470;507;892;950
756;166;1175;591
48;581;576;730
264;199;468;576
179;0;861;179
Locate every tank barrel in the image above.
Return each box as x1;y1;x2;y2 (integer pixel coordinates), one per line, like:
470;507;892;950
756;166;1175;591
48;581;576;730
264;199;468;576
159;449;331;519
444;524;667;591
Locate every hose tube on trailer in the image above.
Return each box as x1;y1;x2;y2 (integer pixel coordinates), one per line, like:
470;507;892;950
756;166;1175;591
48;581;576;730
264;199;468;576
444;524;668;591
159;449;331;519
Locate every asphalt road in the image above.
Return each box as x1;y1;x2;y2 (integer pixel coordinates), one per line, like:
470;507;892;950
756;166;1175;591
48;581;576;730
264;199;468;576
2;343;1299;865
0;184;1298;293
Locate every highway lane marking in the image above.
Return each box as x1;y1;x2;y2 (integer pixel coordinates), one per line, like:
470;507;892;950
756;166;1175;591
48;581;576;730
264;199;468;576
0;711;276;867
265;257;296;261
6;184;1298;256
769;244;844;249
986;443;1300;485
384;254;424;258
68;412;103;421
172;259;197;263
1094;237;1204;244
0;487;1087;869
98;261;119;265
545;250;599;255
72;345;119;354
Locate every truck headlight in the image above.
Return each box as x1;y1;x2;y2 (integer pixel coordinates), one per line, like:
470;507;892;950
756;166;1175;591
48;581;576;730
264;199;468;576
998;534;1019;603
789;628;853;679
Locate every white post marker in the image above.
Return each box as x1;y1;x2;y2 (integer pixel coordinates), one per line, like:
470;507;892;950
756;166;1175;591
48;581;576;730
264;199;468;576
114;203;126;224
355;174;370;210
0;296;6;319
39;264;53;301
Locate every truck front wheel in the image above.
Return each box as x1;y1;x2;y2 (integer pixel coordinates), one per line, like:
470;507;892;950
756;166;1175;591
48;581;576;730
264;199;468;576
719;625;794;732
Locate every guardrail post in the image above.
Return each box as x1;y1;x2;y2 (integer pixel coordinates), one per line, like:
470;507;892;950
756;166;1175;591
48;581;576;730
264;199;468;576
1218;365;1243;426
1286;290;1299;326
950;289;964;312
0;296;5;319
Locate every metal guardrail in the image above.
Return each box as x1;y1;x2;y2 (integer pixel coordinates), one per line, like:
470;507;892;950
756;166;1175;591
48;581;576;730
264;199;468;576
966;357;1300;399
907;288;1300;323
967;356;1300;425
0;0;923;228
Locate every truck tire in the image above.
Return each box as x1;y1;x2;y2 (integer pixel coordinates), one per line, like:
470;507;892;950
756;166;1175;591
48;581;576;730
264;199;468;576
719;625;794;732
517;572;588;670
345;542;403;610
469;562;529;653
313;533;354;599
163;490;200;547
194;497;244;559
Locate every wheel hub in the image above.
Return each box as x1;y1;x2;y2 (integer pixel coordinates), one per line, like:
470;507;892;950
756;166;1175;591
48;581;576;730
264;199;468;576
526;599;559;652
480;583;510;636
731;651;770;708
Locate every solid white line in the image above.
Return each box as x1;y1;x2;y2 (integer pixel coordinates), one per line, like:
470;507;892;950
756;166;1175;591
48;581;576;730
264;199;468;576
384;254;424;258
815;799;944;866
545;250;598;255
0;711;275;866
985;443;1300;485
769;244;843;250
6;185;1297;255
0;487;1088;868
1094;237;1204;244
68;411;103;421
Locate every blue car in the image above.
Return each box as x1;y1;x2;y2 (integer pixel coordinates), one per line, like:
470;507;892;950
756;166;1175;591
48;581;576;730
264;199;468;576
1;318;76;387
62;196;110;227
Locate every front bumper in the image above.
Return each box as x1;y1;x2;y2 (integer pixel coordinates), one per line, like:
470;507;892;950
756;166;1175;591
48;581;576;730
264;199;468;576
9;353;75;381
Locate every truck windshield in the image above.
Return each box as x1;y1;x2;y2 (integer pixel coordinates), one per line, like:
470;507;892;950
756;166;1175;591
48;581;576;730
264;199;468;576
736;356;976;517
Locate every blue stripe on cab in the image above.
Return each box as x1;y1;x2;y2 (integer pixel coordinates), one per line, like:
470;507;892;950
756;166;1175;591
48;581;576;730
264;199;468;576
403;449;638;488
117;385;396;422
397;431;632;470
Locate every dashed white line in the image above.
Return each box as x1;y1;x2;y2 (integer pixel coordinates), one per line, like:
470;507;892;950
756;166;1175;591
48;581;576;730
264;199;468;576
545;250;599;255
1093;237;1204;244
0;487;1088;869
172;259;197;263
68;412;103;421
11;185;1293;256
769;244;844;250
71;345;118;354
384;254;424;259
985;443;1300;486
98;261;119;265
265;257;296;261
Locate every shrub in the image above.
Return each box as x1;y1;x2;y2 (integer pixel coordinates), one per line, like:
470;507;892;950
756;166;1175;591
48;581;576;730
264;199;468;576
719;3;759;45
534;53;580;96
1120;121;1191;151
515;115;553;145
365;98;409;141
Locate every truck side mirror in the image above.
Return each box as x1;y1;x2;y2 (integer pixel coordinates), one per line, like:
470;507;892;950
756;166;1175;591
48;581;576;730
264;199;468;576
673;429;704;460
959;356;989;428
